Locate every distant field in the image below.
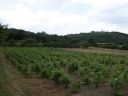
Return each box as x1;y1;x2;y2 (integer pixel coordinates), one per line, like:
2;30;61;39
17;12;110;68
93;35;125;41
3;47;128;96
66;47;128;55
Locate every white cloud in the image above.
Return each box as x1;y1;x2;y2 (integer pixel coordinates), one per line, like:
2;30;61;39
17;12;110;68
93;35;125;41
0;0;128;35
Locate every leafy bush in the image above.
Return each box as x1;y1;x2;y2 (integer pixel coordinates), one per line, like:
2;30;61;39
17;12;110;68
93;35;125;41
40;68;51;79
110;70;126;96
51;69;64;84
99;43;119;49
78;67;91;85
59;74;70;88
119;44;128;50
82;74;91;85
68;62;79;73
71;81;81;93
91;71;104;87
24;65;33;77
33;64;42;73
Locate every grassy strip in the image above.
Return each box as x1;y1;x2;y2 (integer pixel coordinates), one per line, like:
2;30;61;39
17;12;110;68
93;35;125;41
0;49;13;96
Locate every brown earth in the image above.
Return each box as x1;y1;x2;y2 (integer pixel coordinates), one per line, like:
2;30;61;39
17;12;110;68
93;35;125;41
65;47;128;55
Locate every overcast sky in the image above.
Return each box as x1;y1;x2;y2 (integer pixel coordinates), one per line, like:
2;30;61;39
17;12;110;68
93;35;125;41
0;0;128;35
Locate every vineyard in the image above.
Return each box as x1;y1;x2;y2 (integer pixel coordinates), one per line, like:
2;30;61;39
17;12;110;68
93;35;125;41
4;47;128;96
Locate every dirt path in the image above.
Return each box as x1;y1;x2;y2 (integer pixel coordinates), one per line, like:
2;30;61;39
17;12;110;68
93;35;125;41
0;50;13;96
0;48;29;96
0;48;72;96
65;48;128;55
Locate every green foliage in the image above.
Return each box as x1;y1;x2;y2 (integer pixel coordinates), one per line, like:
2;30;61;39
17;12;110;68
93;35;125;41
110;76;125;96
71;81;81;93
4;47;128;95
82;74;91;85
8;39;16;47
0;23;7;46
110;64;127;96
78;67;91;85
51;69;70;87
59;73;70;88
3;26;128;48
41;68;51;79
68;62;79;73
24;65;33;77
99;43;119;49
119;44;128;50
91;71;104;87
52;69;64;84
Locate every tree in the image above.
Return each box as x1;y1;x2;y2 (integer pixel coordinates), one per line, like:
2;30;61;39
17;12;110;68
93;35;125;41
87;37;97;46
0;23;7;46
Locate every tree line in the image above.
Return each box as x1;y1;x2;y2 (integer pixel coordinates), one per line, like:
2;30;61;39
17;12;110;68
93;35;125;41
0;23;128;49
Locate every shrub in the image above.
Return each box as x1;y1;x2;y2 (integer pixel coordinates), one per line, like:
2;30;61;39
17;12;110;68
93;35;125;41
68;62;79;73
40;68;51;79
71;81;81;93
59;74;70;88
91;71;104;87
110;74;125;96
99;43;119;49
23;64;33;77
82;74;91;85
59;60;66;67
33;64;42;73
51;69;64;84
119;44;128;50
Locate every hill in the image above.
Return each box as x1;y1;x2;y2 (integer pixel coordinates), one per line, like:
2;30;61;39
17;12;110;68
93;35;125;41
66;31;128;44
0;24;128;49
